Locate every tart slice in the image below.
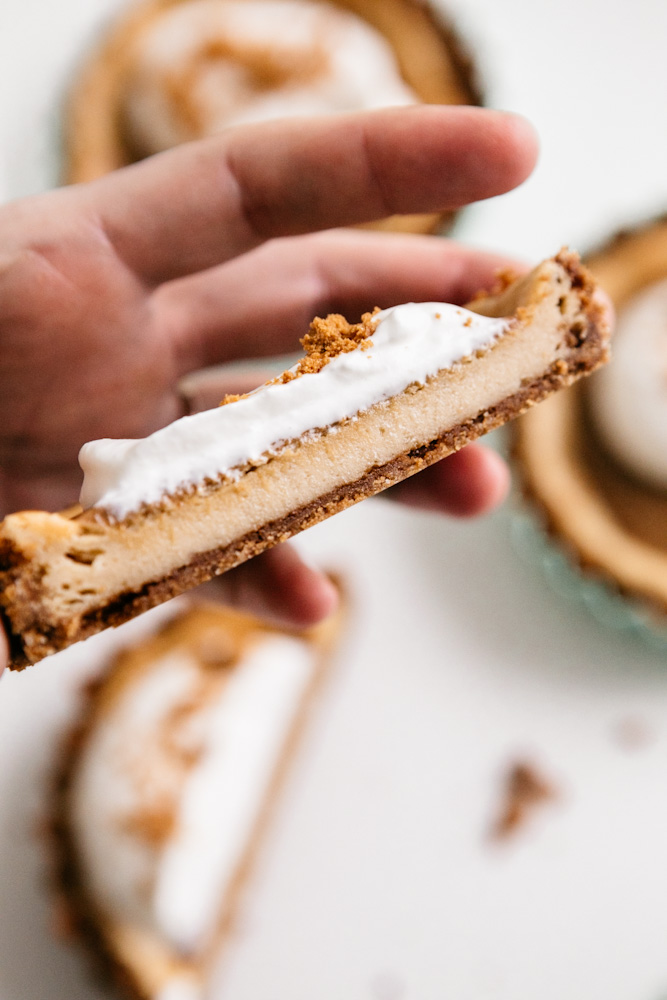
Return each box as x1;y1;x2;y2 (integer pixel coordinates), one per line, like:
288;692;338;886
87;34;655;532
0;250;610;670
514;218;667;616
64;0;481;234
51;600;341;1000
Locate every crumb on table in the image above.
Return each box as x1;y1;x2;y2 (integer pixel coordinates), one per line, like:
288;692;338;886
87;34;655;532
490;760;558;840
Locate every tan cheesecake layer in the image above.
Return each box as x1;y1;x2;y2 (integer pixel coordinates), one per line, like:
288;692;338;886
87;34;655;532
64;0;481;235
51;601;342;1000
0;252;609;669
514;218;667;615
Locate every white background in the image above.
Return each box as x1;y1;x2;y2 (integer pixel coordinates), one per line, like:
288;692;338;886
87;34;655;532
1;1;667;998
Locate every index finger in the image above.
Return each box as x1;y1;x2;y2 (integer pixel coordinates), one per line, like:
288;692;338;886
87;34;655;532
85;106;538;285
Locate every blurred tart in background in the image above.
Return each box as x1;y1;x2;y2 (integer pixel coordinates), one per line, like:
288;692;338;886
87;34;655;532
51;599;343;1000
514;217;667;620
64;0;482;234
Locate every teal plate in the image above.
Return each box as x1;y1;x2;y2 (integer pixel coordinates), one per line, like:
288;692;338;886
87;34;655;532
510;505;667;654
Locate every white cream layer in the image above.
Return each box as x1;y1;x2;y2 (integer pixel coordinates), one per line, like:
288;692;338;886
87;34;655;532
70;635;315;960
79;303;510;518
588;277;667;488
125;0;418;153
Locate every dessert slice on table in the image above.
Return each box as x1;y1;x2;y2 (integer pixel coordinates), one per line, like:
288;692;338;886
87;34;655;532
51;600;341;1000
0;250;610;669
65;0;481;234
514;217;667;615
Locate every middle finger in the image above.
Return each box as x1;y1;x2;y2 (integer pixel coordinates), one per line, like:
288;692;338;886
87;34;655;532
156;229;527;375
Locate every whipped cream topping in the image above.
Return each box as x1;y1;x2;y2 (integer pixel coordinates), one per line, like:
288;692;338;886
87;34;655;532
70;634;315;961
79;303;511;518
155;637;313;952
588;278;667;489
125;0;418;154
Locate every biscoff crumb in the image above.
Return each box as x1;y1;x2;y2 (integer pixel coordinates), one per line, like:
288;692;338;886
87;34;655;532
490;760;557;840
164;36;326;137
221;392;243;406
281;309;378;382
219;308;380;406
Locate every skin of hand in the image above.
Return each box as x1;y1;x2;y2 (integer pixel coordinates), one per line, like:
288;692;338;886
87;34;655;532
0;106;539;673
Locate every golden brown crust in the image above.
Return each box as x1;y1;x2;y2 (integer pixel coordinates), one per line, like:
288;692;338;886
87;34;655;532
222;310;378;405
49;600;343;1000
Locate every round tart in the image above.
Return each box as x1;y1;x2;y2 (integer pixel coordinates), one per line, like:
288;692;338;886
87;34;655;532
51;600;342;1000
64;0;481;234
514;217;667;619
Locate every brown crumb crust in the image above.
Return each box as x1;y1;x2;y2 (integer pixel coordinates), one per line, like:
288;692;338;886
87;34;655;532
48;600;342;1000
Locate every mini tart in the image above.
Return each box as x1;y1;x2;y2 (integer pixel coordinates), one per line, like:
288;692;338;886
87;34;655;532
0;251;610;670
514;218;667;616
51;600;342;1000
63;0;481;235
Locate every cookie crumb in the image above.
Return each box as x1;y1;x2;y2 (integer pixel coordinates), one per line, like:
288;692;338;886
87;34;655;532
283;310;378;380
490;760;557;840
219;309;379;406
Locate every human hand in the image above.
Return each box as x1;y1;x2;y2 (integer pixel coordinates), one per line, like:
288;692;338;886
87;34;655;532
0;105;537;635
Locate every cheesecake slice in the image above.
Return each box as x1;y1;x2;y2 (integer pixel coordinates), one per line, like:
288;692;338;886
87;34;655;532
51;601;341;1000
0;251;610;669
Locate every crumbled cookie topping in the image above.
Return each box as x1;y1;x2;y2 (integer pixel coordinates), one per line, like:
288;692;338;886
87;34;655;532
281;308;379;381
220;308;379;405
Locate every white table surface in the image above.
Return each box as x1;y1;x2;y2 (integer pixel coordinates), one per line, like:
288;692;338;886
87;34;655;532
1;2;667;998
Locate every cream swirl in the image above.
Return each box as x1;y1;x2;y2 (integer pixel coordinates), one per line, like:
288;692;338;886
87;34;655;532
124;0;419;154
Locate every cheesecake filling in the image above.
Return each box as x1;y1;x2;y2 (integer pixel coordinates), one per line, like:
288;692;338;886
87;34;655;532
79;303;511;518
70;634;315;960
588;278;667;489
125;0;419;154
